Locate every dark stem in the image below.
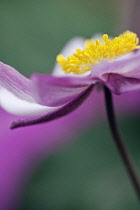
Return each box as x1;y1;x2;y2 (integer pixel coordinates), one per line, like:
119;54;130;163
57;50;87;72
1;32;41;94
104;86;140;200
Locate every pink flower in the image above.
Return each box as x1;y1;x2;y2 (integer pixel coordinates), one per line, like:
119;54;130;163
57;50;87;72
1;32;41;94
0;31;139;129
0;31;140;209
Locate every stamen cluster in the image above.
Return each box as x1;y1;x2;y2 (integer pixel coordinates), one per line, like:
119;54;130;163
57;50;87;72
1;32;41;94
57;31;140;74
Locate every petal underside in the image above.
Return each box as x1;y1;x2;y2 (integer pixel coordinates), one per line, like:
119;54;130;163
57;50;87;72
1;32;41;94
31;74;92;106
92;50;140;94
11;84;94;129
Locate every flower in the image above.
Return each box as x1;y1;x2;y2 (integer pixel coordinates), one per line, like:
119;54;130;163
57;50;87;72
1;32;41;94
0;31;140;129
0;31;140;209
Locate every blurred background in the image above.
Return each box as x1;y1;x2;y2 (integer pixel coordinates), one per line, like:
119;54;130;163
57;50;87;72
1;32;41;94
0;0;140;209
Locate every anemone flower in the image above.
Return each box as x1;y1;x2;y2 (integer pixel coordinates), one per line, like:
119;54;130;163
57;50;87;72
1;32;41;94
0;31;139;130
0;30;140;206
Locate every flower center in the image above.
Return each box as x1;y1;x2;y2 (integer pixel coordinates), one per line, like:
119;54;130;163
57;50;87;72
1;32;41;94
57;30;140;74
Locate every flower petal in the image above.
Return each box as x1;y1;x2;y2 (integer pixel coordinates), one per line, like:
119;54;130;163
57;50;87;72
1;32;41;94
104;74;140;94
11;84;94;129
31;74;92;106
0;88;57;116
0;62;34;102
92;50;140;94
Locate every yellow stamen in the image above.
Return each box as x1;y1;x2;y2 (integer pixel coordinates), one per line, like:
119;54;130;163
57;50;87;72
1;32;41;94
57;30;140;74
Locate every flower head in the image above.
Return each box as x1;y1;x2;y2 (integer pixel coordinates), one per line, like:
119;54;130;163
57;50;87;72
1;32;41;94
57;31;140;74
0;30;140;129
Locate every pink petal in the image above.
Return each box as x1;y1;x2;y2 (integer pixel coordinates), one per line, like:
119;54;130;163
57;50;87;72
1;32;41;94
11;84;94;129
92;50;140;94
31;74;92;106
0;62;34;102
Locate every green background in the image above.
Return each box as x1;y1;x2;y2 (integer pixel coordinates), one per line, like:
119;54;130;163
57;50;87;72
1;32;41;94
0;0;139;209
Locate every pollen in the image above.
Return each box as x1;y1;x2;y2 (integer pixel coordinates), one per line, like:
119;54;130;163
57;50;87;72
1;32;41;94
56;30;140;74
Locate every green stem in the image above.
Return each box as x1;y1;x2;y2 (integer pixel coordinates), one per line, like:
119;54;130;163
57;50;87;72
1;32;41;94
104;86;140;201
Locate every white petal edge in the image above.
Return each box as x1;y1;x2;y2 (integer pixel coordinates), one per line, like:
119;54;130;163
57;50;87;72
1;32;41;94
0;88;58;116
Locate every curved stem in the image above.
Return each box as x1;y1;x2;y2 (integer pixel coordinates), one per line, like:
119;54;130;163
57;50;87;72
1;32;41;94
104;86;140;201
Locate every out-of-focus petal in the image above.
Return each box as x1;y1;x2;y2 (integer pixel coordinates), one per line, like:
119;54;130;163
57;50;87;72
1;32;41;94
114;89;140;113
0;87;104;210
0;62;34;102
92;50;140;94
11;84;94;129
31;74;92;106
0;87;140;210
